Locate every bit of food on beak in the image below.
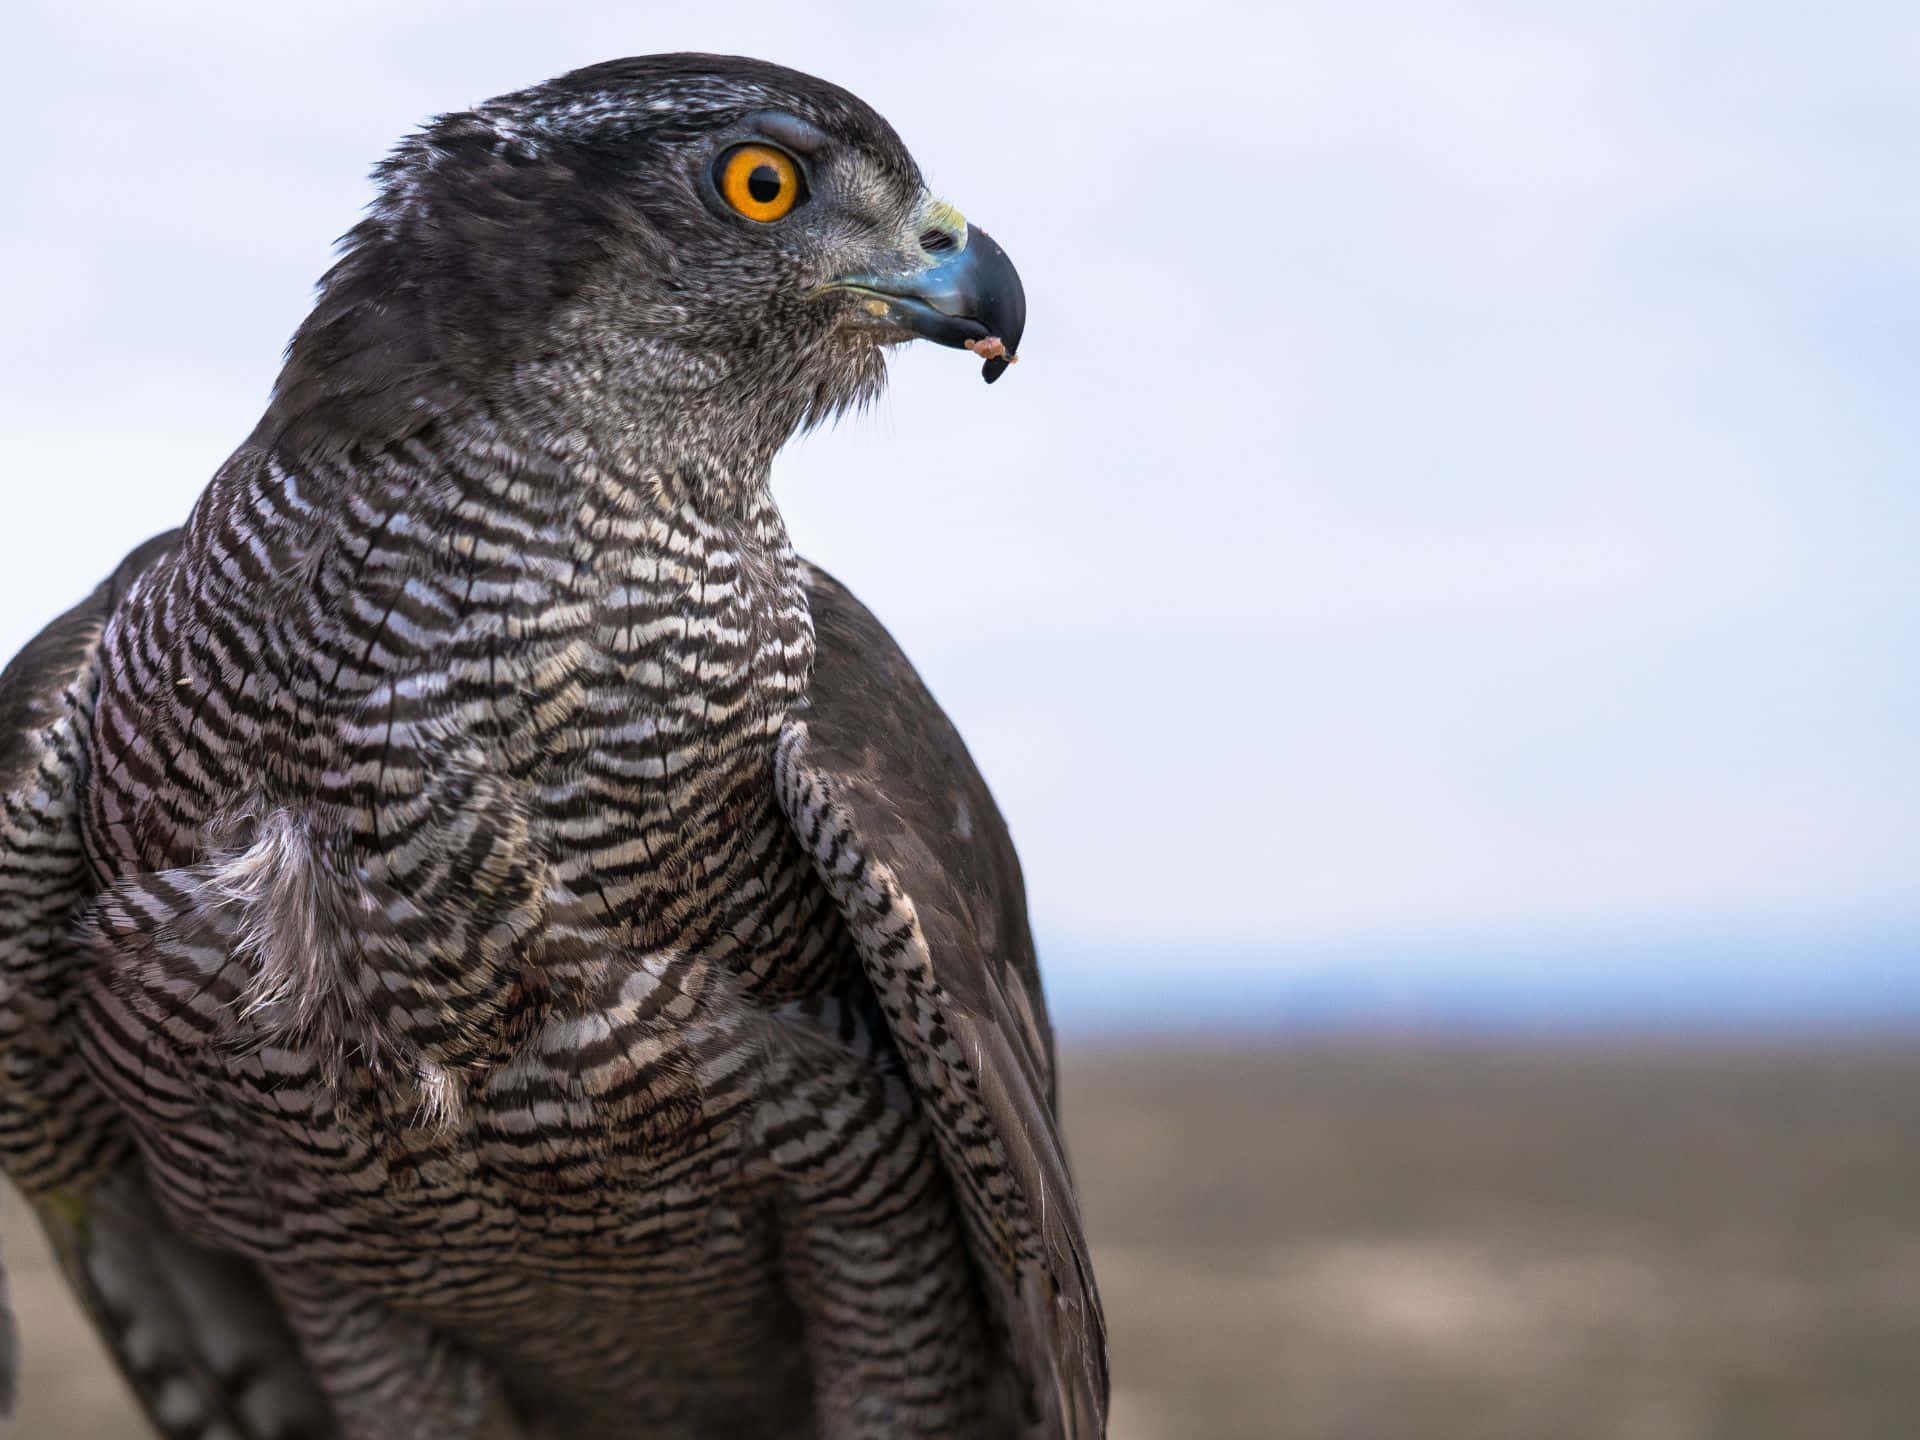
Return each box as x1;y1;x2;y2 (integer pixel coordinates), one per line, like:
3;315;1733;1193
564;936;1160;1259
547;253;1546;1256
964;336;1015;365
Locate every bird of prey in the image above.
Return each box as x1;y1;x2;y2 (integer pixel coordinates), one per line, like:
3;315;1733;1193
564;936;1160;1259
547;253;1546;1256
0;54;1106;1440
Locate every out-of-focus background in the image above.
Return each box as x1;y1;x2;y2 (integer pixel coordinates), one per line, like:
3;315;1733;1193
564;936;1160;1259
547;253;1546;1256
5;3;1918;1437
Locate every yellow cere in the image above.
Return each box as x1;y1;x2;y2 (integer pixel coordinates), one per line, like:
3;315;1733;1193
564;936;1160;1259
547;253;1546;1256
720;144;802;223
921;198;968;241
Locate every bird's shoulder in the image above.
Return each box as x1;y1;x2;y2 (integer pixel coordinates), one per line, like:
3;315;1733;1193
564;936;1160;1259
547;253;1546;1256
794;562;1055;1071
0;531;179;789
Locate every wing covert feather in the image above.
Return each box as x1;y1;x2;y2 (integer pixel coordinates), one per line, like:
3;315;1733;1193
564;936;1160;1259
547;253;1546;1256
776;563;1109;1439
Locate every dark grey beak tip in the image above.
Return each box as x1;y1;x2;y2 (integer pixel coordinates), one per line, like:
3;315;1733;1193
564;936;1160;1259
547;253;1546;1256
964;225;1025;383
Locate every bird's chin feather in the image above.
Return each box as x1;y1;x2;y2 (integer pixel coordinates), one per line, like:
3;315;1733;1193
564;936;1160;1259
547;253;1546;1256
796;336;890;434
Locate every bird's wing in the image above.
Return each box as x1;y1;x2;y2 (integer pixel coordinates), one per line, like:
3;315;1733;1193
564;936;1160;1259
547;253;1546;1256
30;1161;340;1440
0;532;338;1438
775;564;1109;1440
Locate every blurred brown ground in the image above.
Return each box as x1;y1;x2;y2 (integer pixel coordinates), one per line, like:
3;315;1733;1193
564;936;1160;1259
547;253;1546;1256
7;1039;1920;1439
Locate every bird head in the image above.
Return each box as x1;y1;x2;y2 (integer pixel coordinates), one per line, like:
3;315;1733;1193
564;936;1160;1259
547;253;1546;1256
266;55;1024;467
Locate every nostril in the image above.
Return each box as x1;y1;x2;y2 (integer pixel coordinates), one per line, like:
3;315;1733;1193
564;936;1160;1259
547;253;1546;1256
919;228;959;256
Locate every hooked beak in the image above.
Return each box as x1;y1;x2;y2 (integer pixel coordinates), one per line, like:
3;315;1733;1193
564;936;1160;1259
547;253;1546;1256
825;223;1027;383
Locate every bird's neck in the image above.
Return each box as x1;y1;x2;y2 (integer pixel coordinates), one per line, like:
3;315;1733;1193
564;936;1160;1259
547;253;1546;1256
244;349;820;745
186;386;816;814
452;383;787;529
275;373;792;543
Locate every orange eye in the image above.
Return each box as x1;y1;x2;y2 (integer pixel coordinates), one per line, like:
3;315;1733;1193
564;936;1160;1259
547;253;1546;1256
716;144;805;223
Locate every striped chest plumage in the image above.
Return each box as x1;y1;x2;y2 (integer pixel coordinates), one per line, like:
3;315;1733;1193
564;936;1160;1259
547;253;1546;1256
86;422;818;892
62;423;930;1428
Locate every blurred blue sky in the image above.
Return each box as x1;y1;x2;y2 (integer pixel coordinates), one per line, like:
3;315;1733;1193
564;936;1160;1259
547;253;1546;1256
4;2;1916;1024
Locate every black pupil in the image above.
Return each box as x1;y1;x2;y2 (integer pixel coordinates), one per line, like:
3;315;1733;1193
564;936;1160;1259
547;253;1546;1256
747;164;783;204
